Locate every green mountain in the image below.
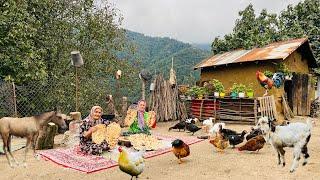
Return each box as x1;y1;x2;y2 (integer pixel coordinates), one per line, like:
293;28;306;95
125;30;211;85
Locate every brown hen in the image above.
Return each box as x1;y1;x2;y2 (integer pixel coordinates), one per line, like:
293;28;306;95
238;135;266;152
171;139;190;164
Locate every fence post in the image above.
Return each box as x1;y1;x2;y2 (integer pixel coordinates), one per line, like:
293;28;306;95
12;82;18;117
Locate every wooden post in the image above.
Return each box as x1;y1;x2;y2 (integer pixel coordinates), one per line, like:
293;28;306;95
141;79;146;100
12;82;17;117
75;67;79;112
122;96;128;117
254;99;257;124
317;76;320;99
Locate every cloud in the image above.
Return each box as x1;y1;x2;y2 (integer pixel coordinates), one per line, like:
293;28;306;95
109;0;301;43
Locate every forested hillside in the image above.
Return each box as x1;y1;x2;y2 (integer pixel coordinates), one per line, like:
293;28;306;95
125;30;211;85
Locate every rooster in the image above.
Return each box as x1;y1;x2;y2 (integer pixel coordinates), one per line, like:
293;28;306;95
118;147;145;180
171;139;190;164
256;71;285;96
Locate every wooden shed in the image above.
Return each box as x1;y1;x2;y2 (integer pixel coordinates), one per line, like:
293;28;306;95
194;38;318;121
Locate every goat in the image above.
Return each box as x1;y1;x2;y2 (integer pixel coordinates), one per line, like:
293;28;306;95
0;110;67;168
257;116;314;173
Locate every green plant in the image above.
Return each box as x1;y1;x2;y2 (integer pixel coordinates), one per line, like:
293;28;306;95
209;79;225;93
246;83;254;93
238;84;246;93
186;86;208;98
277;63;292;76
230;83;246;93
263;70;274;78
230;83;239;93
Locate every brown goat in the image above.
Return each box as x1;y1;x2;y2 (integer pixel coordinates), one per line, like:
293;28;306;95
0;111;67;167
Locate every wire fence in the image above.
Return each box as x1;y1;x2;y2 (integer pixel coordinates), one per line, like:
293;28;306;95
0;80;63;117
0;76;139;118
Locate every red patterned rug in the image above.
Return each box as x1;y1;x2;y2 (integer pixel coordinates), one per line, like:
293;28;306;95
38;134;204;173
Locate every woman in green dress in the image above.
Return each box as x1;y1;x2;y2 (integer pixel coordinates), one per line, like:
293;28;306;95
126;100;156;134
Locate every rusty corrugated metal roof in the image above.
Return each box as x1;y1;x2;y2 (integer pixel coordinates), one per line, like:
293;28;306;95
194;38;309;69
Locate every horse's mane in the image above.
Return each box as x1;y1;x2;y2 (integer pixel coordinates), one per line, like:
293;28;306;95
33;111;55;120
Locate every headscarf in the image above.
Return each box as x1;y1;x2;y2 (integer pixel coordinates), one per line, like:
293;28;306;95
137;100;146;130
84;106;103;124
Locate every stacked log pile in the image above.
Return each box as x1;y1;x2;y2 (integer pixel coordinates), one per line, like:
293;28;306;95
149;74;187;122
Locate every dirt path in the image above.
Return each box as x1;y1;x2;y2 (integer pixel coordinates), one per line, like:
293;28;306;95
0;117;319;180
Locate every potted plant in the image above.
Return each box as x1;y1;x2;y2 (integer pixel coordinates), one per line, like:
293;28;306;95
277;63;292;80
246;83;254;98
209;79;224;98
203;81;214;98
186;86;197;100
237;84;246;98
196;87;208;99
230;83;239;99
263;70;274;78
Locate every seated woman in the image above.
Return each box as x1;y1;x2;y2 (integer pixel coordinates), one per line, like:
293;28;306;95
124;100;156;134
79;106;110;155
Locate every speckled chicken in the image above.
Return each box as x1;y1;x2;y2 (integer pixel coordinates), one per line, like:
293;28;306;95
171;139;190;164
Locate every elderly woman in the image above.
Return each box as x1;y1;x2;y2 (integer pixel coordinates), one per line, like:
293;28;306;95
125;100;156;134
79;106;110;155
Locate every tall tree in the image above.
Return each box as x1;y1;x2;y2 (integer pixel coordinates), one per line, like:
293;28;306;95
0;0;139;114
211;0;319;65
279;0;320;62
211;4;280;54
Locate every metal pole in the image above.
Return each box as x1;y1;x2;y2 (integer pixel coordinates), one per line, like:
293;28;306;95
75;67;79;112
12;82;17;117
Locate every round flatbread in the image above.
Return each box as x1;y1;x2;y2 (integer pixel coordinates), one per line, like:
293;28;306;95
92;124;107;144
105;122;122;149
127;134;160;151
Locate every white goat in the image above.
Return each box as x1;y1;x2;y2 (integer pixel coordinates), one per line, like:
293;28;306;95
257;116;313;173
209;122;226;135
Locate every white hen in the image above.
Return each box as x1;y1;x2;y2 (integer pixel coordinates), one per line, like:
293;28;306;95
202;118;214;133
209;122;226;135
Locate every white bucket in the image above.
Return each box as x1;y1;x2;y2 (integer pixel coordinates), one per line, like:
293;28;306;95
238;92;245;98
150;83;155;91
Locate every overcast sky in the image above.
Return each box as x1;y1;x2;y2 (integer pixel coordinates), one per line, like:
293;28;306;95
108;0;302;44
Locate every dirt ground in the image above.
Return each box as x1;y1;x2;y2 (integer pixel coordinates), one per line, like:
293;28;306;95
0;117;319;180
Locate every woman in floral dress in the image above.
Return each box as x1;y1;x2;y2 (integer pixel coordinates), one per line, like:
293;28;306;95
79;106;110;155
